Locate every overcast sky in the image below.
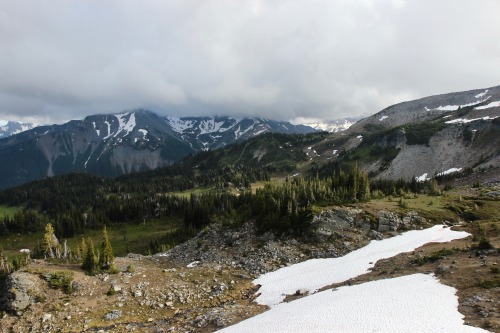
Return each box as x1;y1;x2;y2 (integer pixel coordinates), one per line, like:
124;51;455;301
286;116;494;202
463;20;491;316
1;0;499;125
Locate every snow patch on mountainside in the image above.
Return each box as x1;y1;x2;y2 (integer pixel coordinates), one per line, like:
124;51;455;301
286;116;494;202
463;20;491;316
437;168;462;176
426;91;494;112
475;89;488;99
416;173;430;182
299;119;356;133
445;116;499;124
103;120;113;140
253;225;469;307
429;99;487;111
475;100;500;110
115;112;136;137
198;119;226;135
234;123;255;139
167;117;195;133
218;274;486;333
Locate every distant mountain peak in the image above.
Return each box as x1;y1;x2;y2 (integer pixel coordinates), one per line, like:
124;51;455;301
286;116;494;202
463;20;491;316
299;117;362;133
0;120;37;138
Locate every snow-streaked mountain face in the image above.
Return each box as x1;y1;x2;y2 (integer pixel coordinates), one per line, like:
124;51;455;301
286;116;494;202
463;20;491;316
0;121;36;138
352;85;500;131
0;110;316;189
301;117;361;133
165;116;314;151
341;84;500;181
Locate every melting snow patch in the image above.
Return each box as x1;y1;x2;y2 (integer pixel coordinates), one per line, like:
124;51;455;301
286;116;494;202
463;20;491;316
416;173;430;182
475;101;500;110
428;98;489;111
445;116;499;124
253;128;267;136
167;117;195;133
115;112;136;137
139;129;148;136
437;168;462;176
102;120;113;140
475;89;488;99
253;225;469;307
379;115;388;121
218;274;487;333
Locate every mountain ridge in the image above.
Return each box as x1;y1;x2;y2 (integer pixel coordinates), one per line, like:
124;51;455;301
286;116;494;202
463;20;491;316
0;110;317;189
0;121;36;138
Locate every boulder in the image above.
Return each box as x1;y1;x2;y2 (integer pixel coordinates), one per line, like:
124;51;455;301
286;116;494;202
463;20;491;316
0;271;42;313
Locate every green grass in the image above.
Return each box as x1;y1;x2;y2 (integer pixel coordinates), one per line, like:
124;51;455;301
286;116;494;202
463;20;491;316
0;205;22;218
0;217;182;260
366;193;455;221
0;232;42;260
65;217;182;256
411;248;456;266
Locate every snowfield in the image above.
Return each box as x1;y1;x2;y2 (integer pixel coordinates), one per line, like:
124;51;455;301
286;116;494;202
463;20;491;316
253;225;469;307
217;226;479;333
218;274;487;333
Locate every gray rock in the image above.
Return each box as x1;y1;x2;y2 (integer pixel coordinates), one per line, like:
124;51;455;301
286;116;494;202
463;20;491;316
377;211;403;231
104;309;122;320
0;271;42;313
435;264;450;275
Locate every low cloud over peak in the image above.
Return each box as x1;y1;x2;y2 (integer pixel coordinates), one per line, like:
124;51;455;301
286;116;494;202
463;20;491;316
1;0;499;124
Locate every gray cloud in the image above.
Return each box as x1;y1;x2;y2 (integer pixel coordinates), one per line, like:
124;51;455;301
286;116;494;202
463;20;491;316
1;0;499;124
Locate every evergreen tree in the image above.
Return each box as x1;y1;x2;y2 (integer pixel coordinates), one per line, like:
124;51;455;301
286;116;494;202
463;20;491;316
99;226;115;271
42;223;59;258
81;238;98;274
77;237;87;260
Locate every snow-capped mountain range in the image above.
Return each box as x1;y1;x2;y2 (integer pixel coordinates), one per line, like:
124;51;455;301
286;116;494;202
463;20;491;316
0;121;36;138
0;110;316;189
300;117;361;133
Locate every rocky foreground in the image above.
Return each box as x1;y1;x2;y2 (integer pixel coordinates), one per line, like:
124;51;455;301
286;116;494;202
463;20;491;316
1;201;498;332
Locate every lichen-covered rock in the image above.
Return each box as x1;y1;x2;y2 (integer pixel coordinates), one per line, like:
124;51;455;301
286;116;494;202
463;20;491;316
104;309;122;320
312;208;364;239
0;271;42;313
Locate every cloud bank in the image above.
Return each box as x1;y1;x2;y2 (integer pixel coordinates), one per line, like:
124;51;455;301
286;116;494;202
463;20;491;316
1;0;499;124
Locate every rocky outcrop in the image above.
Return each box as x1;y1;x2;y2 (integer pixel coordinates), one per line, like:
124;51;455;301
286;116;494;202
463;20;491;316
0;271;42;313
377;211;428;232
156;218;370;276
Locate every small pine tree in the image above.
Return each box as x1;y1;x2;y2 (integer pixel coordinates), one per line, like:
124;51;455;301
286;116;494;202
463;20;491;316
81;238;98;275
77;237;87;260
99;226;115;271
42;223;59;259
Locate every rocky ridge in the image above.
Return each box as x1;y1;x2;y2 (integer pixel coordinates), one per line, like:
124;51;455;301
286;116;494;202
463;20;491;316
0;207;433;332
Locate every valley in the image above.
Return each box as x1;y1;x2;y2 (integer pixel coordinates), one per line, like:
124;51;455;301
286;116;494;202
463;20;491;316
1;180;499;332
0;85;499;332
